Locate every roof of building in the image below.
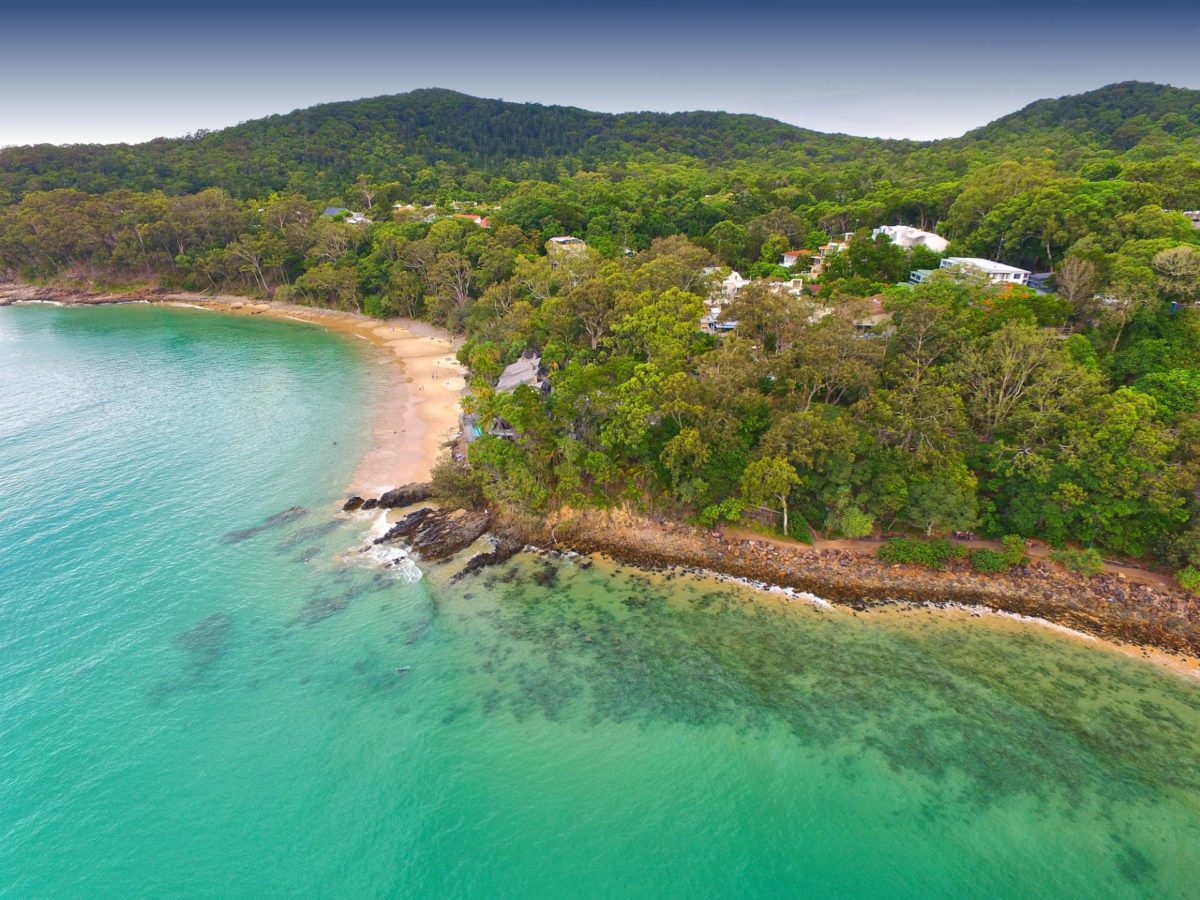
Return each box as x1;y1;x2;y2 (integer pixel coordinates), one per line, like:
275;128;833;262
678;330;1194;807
548;235;584;244
322;207;349;216
942;257;1030;276
872;225;948;248
496;353;544;393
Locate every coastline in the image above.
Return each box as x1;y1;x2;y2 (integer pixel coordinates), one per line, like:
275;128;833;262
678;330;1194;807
490;507;1200;675
0;282;465;495
6;281;1200;677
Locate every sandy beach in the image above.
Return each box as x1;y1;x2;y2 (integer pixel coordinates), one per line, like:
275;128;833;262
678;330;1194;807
162;295;466;496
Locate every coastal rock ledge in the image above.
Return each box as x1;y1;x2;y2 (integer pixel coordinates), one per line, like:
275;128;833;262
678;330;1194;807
373;506;490;561
490;509;1200;657
344;482;432;512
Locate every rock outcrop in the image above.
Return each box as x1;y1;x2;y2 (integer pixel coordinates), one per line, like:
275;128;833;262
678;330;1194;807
378;483;433;508
373;506;489;561
352;483;432;511
451;536;524;583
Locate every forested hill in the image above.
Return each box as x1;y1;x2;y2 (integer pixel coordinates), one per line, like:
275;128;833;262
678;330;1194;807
0;88;891;199
962;81;1200;147
5;82;1198;201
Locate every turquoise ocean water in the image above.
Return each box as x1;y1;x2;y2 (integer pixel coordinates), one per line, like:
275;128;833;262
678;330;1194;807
2;303;1199;898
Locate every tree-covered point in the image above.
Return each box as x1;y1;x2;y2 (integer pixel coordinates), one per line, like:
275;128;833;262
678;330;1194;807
2;81;1199;583
457;237;1200;583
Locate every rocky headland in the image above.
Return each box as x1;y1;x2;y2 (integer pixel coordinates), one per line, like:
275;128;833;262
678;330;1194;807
354;486;1199;658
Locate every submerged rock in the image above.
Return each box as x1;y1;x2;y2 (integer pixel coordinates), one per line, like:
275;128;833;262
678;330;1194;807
296;594;349;626
173;613;234;670
450;536;523;583
488;509;1200;656
220;506;307;543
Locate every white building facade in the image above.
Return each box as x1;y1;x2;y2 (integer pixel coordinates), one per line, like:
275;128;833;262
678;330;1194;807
938;257;1031;285
871;225;949;253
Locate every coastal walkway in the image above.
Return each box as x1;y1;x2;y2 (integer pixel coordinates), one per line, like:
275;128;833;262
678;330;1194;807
719;528;1178;589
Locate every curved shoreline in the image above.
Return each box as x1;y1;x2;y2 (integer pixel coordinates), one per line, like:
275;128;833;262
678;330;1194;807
7;282;1200;678
0;282;466;495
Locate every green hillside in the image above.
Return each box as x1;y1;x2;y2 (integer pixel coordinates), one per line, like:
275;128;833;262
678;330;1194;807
0;88;886;198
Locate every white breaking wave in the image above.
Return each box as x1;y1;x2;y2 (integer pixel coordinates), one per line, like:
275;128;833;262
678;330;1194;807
929;601;1097;641
536;546;836;610
351;509;422;582
709;572;834;609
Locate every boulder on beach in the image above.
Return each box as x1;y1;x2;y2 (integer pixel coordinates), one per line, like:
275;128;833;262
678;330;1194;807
377;483;433;508
347;483;431;512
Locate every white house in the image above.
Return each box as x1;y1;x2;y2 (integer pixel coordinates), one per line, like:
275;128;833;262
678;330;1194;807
872;225;949;253
938;257;1030;285
701;306;737;333
769;278;806;298
780;249;811;268
721;270;749;298
1184;210;1200;229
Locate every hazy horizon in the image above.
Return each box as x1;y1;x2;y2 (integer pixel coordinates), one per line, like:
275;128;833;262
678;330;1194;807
4;0;1200;146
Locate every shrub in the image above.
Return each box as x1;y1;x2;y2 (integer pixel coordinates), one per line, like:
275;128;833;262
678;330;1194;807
877;537;965;570
786;515;814;544
698;498;744;529
1179;567;1200;594
969;548;1012;574
831;506;874;539
1048;548;1105;577
430;456;485;509
1000;535;1029;566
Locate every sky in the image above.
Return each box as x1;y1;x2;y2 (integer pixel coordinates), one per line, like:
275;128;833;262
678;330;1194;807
3;0;1199;146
